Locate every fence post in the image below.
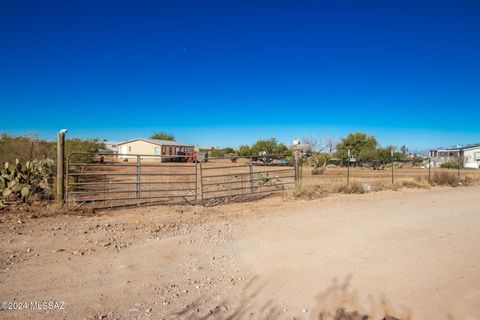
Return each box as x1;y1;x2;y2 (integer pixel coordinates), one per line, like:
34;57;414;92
195;158;198;203
457;154;461;180
199;161;204;202
56;130;66;205
347;149;350;186
249;156;254;192
428;157;431;183
136;155;141;204
391;149;394;185
294;150;301;188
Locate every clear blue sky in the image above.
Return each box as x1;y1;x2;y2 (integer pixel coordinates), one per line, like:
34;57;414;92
1;0;479;150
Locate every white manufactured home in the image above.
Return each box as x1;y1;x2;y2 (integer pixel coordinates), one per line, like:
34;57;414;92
117;138;195;162
430;144;480;169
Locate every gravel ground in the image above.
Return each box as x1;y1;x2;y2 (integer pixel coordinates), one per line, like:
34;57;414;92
1;186;479;319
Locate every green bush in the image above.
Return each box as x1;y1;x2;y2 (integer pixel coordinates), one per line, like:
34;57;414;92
209;147;235;158
237;145;252;156
65;138;104;163
236;139;290;157
150;132;175;141
440;161;462;169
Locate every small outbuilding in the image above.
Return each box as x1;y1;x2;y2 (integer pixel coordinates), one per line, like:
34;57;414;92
117;138;195;162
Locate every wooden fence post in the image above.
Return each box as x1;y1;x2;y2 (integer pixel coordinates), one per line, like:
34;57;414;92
294;150;300;188
56;130;66;205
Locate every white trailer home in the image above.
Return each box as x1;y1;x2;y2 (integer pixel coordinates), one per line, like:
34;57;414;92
430;144;480;169
462;144;480;169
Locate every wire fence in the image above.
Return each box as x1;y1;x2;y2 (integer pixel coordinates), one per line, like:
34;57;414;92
300;156;480;193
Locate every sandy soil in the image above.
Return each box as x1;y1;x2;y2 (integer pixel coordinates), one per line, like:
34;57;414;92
1;186;480;319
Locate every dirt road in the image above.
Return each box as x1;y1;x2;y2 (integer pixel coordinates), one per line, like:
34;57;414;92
1;186;480;319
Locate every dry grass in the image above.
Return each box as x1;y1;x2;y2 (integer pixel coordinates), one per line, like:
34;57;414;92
296;171;480;200
428;172;479;187
296;181;367;199
398;177;431;189
337;182;366;194
430;172;459;186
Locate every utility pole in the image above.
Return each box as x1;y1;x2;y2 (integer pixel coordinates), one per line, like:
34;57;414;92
56;129;67;205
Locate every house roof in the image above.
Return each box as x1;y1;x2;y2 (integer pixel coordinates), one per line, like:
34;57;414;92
461;143;480;150
434;143;480;152
118;138;194;147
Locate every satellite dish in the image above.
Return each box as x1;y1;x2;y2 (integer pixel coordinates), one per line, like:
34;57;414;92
292;138;300;146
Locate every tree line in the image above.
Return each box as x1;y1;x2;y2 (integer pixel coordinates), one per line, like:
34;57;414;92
0;133;104;163
1;131;420;165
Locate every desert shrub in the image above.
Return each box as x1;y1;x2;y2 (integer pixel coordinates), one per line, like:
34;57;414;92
209;147;235;158
411;155;425;166
295;184;331;199
431;172;459;186
462;176;475;185
0;134;56;163
310;153;327;175
237;145;252;156
440;161;462;169
65;138;104;163
337;182;365;194
0;159;55;205
0;134;104;164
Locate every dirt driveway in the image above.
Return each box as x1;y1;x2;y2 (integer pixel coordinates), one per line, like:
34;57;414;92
1;186;480;319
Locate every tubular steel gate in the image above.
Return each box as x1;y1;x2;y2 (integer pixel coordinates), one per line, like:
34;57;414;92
200;154;297;202
66;152;297;209
66;153;197;208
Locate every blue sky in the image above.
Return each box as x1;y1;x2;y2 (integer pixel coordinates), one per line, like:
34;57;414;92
1;0;479;150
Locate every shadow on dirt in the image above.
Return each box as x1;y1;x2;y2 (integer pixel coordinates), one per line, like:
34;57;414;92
172;275;407;320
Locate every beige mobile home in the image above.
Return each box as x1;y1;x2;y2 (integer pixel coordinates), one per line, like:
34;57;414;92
117;138;195;162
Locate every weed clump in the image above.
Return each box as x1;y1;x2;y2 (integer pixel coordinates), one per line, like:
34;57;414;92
398;177;431;189
337;182;365;194
430;172;459;186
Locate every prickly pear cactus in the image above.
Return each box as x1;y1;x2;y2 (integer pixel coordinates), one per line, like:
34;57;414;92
0;158;55;205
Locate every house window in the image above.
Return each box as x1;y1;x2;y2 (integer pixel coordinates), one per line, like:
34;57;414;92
128;146;131;152
154;147;160;155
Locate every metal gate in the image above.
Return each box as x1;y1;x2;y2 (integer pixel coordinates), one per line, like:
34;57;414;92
66;153;197;208
200;154;297;201
66;152;298;209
